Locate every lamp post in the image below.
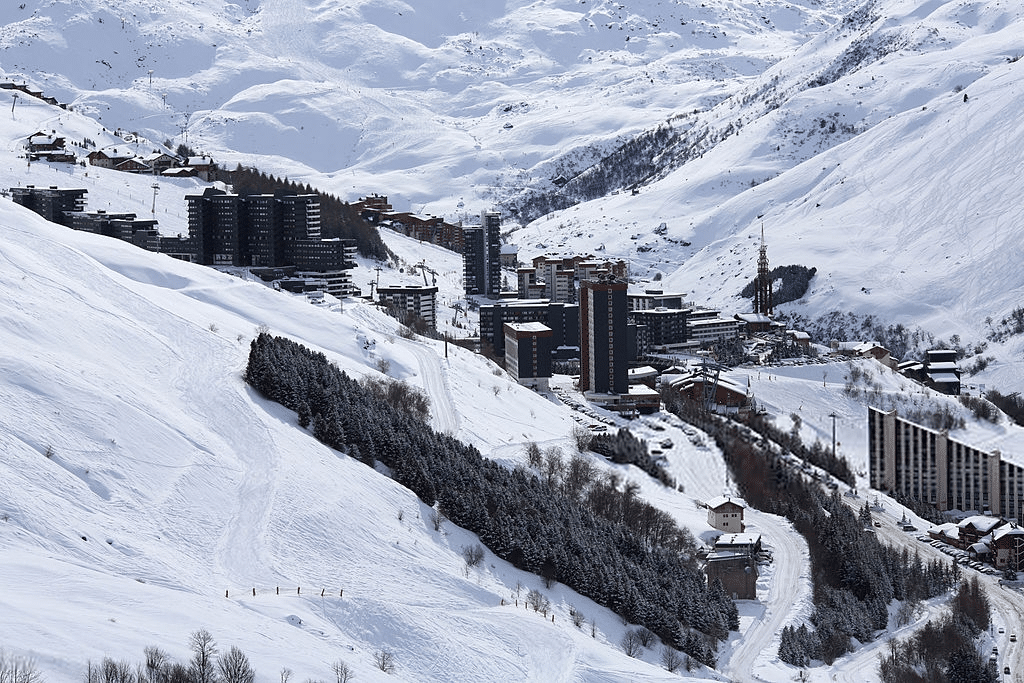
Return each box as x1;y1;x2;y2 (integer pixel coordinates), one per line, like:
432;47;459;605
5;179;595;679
148;70;153;88
151;183;159;214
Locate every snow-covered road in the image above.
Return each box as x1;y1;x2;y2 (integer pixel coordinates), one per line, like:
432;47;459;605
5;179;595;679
723;510;810;682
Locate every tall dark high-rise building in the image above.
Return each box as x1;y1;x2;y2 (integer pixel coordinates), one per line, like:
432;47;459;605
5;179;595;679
186;189;337;267
245;193;283;267
185;189;354;294
187;187;245;266
11;185;87;225
462;226;485;295
482;210;502;296
580;275;628;394
463;211;503;297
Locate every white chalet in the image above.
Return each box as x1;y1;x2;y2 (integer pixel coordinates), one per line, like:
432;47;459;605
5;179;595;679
707;495;746;533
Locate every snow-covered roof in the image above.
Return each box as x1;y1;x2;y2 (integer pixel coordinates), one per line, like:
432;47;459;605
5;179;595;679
706;550;752;562
928;361;959;371
787;330;811;340
992;525;1024;541
969;542;990;554
928;372;961;384
707;495;745;511
662;372;748;396
142;151;177;161
715;533;761;547
27;133;61;145
690;317;739;327
959;515;1004;532
735;312;771;323
504;321;550;333
930;522;960;538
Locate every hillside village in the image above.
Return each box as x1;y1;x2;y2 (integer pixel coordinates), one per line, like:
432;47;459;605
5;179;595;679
4;0;1024;681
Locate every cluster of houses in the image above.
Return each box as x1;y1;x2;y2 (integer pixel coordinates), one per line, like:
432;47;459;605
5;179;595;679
2;82;65;110
23;127;218;180
835;342;961;395
358;195;468;253
87;146;218;181
928;515;1024;571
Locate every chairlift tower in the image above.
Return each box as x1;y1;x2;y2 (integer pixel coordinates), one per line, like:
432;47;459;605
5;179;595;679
700;354;722;413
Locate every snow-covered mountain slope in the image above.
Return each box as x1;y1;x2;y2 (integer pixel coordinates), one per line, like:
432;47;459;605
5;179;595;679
0;200;722;682
0;0;855;207
4;0;1022;394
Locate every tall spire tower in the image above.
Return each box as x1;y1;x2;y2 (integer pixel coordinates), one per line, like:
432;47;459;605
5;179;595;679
753;225;773;316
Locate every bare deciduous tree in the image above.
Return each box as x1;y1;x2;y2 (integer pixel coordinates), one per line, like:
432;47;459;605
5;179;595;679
636;626;656;648
461;543;485;568
543;446;564;489
100;658;134;683
571;424;592;453
331;660;354;683
524;442;543;469
372;650;395;674
143;646;168;682
525;589;550;614
660;646;684;673
621;629;644;658
218;645;255;683
188;629;218;683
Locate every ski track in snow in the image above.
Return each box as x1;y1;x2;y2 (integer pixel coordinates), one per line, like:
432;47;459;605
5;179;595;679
408;340;460;436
